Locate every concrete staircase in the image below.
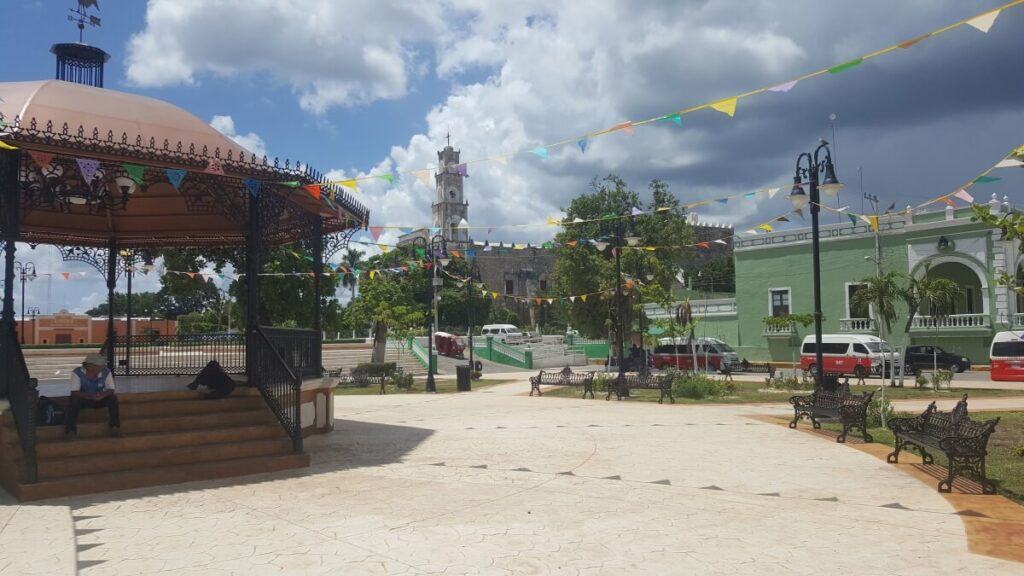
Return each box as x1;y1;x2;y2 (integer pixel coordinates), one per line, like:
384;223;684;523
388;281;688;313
0;388;309;501
321;344;426;375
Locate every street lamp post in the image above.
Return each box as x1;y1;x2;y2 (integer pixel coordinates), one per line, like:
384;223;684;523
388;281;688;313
14;261;37;344
788;139;843;389
465;261;479;377
411;234;447;393
26;306;40;345
613;215;627;396
634;261;654;375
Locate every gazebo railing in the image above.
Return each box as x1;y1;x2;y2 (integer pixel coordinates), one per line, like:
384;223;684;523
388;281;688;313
261;327;322;380
251;327;303;453
1;323;38;483
104;333;246;376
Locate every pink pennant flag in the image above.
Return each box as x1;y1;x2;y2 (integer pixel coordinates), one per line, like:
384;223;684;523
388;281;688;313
28;150;55;168
768;80;798;93
369;226;384;241
953;189;974;203
611;121;634;135
60;272;70;280
205;159;225;175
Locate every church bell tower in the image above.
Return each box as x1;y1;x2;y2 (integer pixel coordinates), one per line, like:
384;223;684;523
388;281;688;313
432;138;470;246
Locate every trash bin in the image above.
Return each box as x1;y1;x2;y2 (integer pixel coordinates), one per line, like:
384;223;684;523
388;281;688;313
456;365;472;392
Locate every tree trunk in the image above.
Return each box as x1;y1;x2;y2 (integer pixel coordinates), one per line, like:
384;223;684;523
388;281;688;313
371;322;387;364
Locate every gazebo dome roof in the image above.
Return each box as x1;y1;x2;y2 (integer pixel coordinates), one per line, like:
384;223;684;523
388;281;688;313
0;80;250;158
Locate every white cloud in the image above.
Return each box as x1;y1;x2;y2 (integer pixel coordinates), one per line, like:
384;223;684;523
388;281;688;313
125;0;447;112
210;115;267;157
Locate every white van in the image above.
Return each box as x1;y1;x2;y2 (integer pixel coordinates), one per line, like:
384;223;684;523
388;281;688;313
481;324;525;343
800;334;900;378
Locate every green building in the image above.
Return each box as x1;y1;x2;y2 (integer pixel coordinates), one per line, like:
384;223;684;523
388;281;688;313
649;196;1020;365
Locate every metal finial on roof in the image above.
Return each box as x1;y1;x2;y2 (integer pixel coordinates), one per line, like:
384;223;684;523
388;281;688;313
68;0;102;44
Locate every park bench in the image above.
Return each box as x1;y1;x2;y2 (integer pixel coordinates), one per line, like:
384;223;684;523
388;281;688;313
886;394;1000;494
336;367;406;395
529;366;595;398
720;361;775;380
788;375;874;443
608;373;675;404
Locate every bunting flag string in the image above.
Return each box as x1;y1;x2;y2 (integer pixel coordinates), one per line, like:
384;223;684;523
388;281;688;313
302;0;1022;189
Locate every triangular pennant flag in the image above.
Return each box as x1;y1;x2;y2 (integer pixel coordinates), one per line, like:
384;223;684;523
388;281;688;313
868;215;879;232
662;113;682;125
898;34;930;49
0;140;18;151
580;294;588;303
455;164;468;177
766;187;780;199
716;198;728;205
546;298;554;304
757;224;773;233
243;178;261;198
430;226;441;235
828;58;863;74
76;158;100;182
123;163;145;185
767;80;798;93
713;239;727;245
186;272;196;279
60;272;70;280
858;214;873;225
776;216;789;222
611;121;634;135
941;196;956;207
491;292;498;300
529;147;548;159
569;296;576;302
28;150;55;168
710;97;738;117
994;158;1024;168
566;240;578;247
204;159;225;175
379;173;394;184
744;192;756;200
794;208;805;220
339;179;358;191
165;168;187;190
973;175;1001;184
966;10;1000;33
886;202;896;212
413;170;433;187
631;207;643;216
696;241;710;248
546;216;559;226
953;189;974;203
304;184;321;199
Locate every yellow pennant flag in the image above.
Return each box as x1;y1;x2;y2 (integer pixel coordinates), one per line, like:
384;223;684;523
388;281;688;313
0;140;18;151
546;216;560;226
757;223;773;233
868;215;879;232
413;170;433;188
580;294;588;303
710;97;738;117
340;179;359;192
491;292;499;300
379;244;390;253
966;10;1000;33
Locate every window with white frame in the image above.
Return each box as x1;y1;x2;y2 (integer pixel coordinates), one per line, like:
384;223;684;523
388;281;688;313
847;283;869;318
769;288;790;317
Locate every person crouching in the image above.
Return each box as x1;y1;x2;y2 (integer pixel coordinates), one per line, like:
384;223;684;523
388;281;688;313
64;353;120;440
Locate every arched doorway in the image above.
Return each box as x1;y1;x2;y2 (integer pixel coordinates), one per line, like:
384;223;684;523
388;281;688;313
924;261;984;316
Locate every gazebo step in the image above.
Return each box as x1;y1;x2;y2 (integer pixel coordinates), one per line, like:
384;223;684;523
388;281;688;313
73;395;268;421
35;437;295;480
26;409;277;441
14;452;310;501
35;423;287;459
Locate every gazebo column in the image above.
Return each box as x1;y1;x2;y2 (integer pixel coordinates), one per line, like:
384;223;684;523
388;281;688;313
311;219;324;372
105;238;117;369
1;149;20;328
245;192;262;382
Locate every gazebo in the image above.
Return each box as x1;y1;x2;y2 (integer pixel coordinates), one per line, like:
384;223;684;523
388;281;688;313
0;78;367;499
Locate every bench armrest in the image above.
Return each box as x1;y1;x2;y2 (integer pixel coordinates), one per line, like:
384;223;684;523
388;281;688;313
887;416;922;433
938;435;990;457
839;402;870;420
789;394;815;409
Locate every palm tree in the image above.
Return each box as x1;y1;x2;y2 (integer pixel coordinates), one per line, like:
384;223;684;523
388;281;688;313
339;247;364;302
851;271;902;335
898;271;961;385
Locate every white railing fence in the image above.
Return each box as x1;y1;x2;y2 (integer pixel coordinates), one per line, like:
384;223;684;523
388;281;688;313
911;314;987;329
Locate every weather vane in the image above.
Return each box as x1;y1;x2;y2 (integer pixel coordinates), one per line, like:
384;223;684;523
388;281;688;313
68;0;101;44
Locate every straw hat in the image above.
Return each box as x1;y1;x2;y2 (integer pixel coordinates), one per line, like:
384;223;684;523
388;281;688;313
83;353;107;368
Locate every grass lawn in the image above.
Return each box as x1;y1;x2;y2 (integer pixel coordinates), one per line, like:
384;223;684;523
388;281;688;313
333;378;510;396
822;411;1024;503
543;378;1024;404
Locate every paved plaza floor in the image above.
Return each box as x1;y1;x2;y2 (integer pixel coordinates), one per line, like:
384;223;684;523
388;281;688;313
2;379;1022;575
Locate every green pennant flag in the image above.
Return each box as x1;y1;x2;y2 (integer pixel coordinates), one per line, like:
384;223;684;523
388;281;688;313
379;173;394;184
848;214;858;225
414;247;426;258
973;175;1001;184
280;181;301;188
828;57;863;74
122;163;145;185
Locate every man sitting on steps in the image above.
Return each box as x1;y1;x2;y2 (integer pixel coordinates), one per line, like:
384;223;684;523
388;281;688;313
64;353;120;440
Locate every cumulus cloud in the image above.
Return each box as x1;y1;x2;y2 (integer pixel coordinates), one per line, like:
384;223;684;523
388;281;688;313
125;0;446;112
210;115;267;157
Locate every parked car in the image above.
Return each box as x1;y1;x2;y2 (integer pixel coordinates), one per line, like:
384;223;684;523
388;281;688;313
652;337;739;372
903;345;970;374
433;331;465;359
990;331;1024;381
800;334;901;378
480;324;541;344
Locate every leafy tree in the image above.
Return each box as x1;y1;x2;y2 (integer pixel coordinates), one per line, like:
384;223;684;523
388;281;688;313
552;175;694;338
339;247;365;301
344;251;427;362
691;256;735;294
850;271;902;336
86;292;160;317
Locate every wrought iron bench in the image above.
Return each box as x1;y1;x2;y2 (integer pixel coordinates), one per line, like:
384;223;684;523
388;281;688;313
720;361;775;380
337;367;405;395
788;377;874;443
886;394;1000;494
529;367;595;398
608;373;675;404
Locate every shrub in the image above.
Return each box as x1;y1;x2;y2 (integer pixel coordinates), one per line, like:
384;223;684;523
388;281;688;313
673;373;731;400
868;396;895;428
390;371;414;390
765;375;815;391
1012;442;1024;459
593;373;612;392
353;362;397;378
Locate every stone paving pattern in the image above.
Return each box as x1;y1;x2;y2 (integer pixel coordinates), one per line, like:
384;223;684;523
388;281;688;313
1;379;1022;575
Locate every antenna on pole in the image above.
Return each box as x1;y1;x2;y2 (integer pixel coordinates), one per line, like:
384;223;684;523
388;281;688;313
68;0;101;44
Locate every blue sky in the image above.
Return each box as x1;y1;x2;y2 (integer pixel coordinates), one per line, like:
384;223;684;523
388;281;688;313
1;1;1022;314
